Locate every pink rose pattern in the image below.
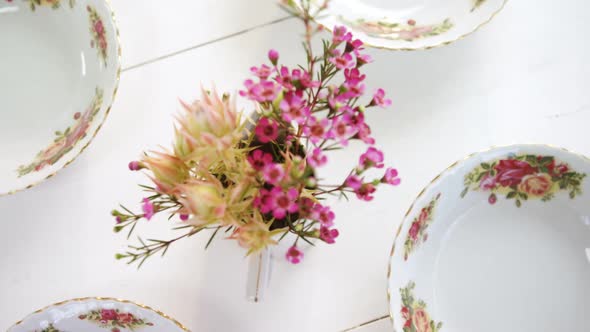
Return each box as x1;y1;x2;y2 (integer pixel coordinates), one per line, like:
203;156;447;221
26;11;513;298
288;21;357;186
25;0;75;11
88;5;108;65
35;324;61;332
17;88;104;177
400;281;442;332
462;154;585;207
344;17;453;42
78;308;154;331
403;193;441;261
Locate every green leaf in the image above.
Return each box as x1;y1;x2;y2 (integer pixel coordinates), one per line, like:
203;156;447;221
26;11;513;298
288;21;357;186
515;199;522;207
507;191;517;199
460;187;469;198
481;163;490;170
205;227;221;249
525;155;537;164
518;192;528;200
569;191;576;199
476;172;487;181
540;156;554;165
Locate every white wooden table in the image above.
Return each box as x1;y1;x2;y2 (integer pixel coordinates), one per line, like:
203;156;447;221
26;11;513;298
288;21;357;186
2;0;590;331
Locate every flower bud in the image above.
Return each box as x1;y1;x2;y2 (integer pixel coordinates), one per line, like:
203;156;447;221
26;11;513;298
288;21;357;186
268;49;279;66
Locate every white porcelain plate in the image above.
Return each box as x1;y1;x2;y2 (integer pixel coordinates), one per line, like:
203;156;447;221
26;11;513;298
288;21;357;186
8;298;189;332
315;0;506;50
388;145;590;331
0;0;120;195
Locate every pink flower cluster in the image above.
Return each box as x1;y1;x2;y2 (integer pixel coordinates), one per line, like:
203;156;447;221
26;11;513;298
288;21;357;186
239;25;398;263
113;16;400;268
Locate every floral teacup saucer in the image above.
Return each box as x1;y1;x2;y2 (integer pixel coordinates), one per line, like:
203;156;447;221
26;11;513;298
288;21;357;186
313;0;507;50
0;0;120;195
8;297;189;332
388;144;590;331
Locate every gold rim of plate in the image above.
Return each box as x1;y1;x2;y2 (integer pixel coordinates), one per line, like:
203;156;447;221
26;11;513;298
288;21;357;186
316;0;509;51
385;143;590;328
9;297;190;331
1;0;122;197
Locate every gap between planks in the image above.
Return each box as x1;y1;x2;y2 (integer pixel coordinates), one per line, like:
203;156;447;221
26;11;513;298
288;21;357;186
340;314;390;332
122;15;293;72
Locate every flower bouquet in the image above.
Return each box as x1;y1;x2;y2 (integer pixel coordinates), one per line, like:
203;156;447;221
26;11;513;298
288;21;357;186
112;0;399;268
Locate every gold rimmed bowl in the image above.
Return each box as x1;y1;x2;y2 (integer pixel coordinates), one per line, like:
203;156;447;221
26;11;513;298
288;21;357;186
0;0;120;195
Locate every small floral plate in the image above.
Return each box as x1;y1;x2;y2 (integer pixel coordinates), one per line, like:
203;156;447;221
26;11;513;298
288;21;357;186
8;297;189;332
0;0;120;195
313;0;507;50
388;144;590;331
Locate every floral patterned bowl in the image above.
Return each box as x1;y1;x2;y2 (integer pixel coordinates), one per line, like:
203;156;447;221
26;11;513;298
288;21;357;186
8;297;189;332
0;0;120;195
314;0;507;50
388;144;590;331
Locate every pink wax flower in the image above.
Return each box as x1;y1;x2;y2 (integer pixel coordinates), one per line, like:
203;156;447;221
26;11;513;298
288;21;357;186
342;80;366;99
332;25;352;44
330;114;355;146
307;148;327;168
268;49;279;65
240;80;279;102
356;52;373;66
329;50;355;70
239;79;261;100
303;117;331;145
128;160;143;171
253;188;274;214
280;91;308;124
297;70;320;89
258;81;280;102
263;163;285;185
286;245;304;264
345;39;363;54
269;187;299;219
371;88;392;108
142;198;154;220
276;66;294;90
312;204;335;227
356;122;375;145
344;68;366;86
179;214;189;221
355;183;376;201
345;175;362;190
328;92;351;110
382;167;401;186
320;226;339;244
298;197;315;218
359;147;385;170
248;149;273;171
255;117;279;143
250;64;273;80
